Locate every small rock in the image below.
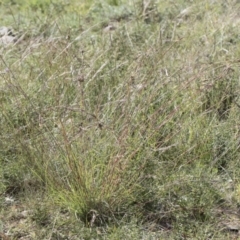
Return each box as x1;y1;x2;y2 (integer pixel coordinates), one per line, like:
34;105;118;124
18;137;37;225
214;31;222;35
0;26;17;46
5;196;15;205
0;35;16;45
103;25;116;32
178;7;192;18
0;26;12;36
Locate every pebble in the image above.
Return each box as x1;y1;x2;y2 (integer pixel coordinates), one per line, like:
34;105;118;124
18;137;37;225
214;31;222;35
0;26;17;46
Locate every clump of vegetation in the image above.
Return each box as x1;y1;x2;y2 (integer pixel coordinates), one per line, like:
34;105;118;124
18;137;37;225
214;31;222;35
1;0;240;239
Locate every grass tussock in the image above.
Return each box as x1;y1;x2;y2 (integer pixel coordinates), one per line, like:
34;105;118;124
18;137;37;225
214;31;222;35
1;0;240;239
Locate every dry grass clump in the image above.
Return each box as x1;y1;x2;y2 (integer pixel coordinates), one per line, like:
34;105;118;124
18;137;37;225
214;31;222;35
1;0;240;239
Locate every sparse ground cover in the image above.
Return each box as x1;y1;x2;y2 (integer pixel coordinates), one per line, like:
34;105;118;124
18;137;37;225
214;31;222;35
1;0;240;239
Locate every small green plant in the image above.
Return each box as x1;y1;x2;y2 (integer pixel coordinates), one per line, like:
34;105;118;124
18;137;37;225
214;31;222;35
31;205;51;227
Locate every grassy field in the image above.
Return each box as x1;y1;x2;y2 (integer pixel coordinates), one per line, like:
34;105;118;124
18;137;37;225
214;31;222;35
1;0;240;239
